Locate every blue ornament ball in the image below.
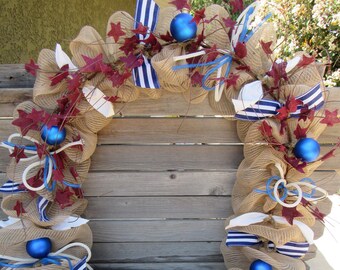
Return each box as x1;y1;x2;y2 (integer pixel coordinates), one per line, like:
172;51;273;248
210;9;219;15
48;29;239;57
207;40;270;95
250;260;273;270
40;125;67;146
26;237;52;259
170;13;197;42
293;138;320;162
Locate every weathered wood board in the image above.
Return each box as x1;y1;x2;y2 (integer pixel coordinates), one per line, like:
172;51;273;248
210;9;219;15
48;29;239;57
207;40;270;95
0;65;339;270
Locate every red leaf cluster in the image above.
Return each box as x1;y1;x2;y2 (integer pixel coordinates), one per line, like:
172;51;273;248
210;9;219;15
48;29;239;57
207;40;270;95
160;31;174;42
190;71;204;86
55;187;74;209
132;23;149;36
9;146;27;163
230;0;244;13
285;155;307;173
50;65;69;86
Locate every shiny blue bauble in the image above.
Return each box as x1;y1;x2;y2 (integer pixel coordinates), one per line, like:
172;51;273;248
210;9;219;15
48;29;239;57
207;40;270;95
26;237;52;259
293;138;320;162
40;125;66;146
170;13;197;42
249;260;273;270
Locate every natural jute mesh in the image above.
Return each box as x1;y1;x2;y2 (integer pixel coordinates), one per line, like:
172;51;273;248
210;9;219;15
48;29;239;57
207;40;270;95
2;193;88;227
106;11;135;62
70;26;109;68
33;49;68;110
151;44;190;93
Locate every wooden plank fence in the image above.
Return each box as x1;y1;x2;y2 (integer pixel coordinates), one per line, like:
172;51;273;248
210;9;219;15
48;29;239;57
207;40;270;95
0;64;339;269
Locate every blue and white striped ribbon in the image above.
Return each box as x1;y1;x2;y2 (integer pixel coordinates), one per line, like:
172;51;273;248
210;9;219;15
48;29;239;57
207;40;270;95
132;0;160;89
37;196;50;222
268;242;310;258
226;231;309;258
235;83;324;121
0;180;24;193
73;256;87;270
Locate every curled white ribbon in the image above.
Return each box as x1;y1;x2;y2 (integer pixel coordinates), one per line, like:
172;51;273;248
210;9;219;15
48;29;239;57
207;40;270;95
272;163;328;208
225;212;314;244
0;242;93;270
1;133;83;192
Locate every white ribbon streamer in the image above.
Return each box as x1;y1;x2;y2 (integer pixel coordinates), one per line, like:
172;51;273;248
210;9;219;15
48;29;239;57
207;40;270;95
225;212;315;244
82;86;115;118
55;43;78;71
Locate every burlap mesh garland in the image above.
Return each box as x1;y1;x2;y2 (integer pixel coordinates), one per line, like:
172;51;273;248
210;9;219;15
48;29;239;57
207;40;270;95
155;7;179;45
0;220;92;269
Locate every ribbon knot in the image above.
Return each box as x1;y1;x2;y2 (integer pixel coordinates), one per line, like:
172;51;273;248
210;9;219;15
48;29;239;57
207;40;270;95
234;82;324;121
132;0;160;89
226;230;310;258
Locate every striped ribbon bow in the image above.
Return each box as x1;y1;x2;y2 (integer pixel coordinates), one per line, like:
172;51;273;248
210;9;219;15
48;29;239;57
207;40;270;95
234;82;324;121
226;231;309;258
132;0;160;89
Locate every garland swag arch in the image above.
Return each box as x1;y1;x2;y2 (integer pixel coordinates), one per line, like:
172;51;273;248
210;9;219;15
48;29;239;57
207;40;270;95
0;0;339;269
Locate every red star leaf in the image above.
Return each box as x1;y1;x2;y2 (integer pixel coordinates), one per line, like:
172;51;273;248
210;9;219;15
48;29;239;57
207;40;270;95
53;169;64;183
9;146;27;163
297;55;315;68
108;22;126;42
132;22;148;36
13;200;26;217
67;73;82;91
42;113;61;128
34;143;48;159
53;152;65;171
191;8;205;25
160;31;174;42
276;107;289;121
169;0;190;10
27;108;45;123
25;59;39;76
294;124;308;139
266;61;288;87
104;95;119;103
234;42;247;59
260;40;273;55
282;205;303;225
205;45;219;62
120;53;144;69
190;71;204;86
285;155;307;173
286;96;303;113
320;109;340;126
299;106;315;122
225;73;239;88
222;17;236;29
12;109;40;136
109;70;131;88
230;0;244;13
80;54;105;73
119;35;139;55
55;187;74;209
50;65;69;86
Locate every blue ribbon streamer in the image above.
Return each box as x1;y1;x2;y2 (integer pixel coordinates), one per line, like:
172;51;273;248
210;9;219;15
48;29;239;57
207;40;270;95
254;176;316;202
